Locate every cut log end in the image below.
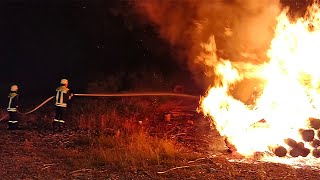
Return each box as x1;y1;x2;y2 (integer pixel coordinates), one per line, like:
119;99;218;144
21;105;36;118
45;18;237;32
269;145;287;157
300;148;310;157
289;148;300;157
275;147;287;157
285;138;298;148
312;149;320;158
309;118;320;130
310;139;320;148
289;147;310;157
299;129;315;142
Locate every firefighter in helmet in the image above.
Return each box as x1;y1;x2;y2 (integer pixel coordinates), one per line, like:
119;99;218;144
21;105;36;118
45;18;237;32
53;79;73;132
7;85;19;130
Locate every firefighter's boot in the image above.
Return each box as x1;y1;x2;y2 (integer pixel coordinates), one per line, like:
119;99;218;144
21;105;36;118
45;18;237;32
12;122;18;130
53;121;58;132
58;122;65;132
8;122;13;130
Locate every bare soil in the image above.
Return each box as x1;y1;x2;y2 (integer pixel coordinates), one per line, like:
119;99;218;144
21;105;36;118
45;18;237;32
0;104;319;180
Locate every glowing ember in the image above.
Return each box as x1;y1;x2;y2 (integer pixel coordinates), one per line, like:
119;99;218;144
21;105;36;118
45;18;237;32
200;2;320;165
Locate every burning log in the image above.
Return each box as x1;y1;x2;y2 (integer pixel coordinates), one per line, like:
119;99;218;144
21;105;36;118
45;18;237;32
309;118;320;130
268;145;287;157
299;129;314;142
310;139;320;148
312;149;320;158
289;148;300;157
288;147;310;157
285;139;310;157
300;148;310;157
284;138;300;148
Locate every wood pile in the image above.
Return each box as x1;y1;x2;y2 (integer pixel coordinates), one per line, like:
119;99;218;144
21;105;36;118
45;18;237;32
224;118;320;158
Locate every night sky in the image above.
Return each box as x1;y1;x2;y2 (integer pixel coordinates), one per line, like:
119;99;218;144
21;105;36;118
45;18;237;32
0;0;310;107
0;0;187;102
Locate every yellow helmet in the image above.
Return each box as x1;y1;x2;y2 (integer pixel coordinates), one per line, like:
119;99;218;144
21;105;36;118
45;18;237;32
60;79;68;85
10;85;18;91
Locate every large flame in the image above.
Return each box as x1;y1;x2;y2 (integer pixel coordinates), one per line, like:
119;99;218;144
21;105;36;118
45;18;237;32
200;2;320;162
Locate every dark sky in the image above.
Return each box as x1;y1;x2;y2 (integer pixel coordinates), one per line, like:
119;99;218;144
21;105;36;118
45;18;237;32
0;0;185;100
0;0;309;104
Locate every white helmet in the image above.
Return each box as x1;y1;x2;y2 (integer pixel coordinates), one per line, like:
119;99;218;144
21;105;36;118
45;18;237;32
60;79;68;85
10;85;18;91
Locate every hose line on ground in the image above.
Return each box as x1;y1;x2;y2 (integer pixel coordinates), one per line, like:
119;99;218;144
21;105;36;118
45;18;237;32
74;92;199;99
0;92;200;121
0;114;8;121
17;96;55;115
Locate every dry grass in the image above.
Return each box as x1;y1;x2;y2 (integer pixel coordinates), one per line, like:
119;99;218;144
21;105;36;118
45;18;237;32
88;128;181;168
0;81;193;171
51;96;186;170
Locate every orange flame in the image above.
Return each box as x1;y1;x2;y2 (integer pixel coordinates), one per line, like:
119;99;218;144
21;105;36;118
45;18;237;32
200;2;320;162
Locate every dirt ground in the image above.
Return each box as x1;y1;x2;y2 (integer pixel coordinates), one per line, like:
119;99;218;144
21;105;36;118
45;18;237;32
0;109;319;179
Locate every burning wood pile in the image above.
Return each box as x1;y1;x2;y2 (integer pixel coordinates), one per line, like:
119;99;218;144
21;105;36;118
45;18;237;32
197;2;320;167
280;118;320;158
225;118;320;158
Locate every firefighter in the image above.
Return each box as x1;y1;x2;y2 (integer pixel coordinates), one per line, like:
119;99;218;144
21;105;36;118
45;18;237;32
7;85;19;130
53;79;73;132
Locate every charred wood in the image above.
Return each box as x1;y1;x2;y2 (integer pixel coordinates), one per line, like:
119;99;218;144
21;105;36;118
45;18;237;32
284;138;298;148
310;139;320;148
268;145;287;157
289;148;300;157
297;142;305;149
312;149;320;158
309;118;320;130
289;147;310;157
299;129;314;142
300;148;310;157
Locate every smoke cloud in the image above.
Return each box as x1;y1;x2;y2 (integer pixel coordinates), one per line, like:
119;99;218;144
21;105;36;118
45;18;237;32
132;0;282;88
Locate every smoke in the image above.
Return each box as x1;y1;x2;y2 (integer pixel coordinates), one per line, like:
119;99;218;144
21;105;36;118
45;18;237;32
132;0;282;88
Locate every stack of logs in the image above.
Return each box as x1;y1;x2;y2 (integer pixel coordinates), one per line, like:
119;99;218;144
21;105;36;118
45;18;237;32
226;118;320;158
268;117;320;158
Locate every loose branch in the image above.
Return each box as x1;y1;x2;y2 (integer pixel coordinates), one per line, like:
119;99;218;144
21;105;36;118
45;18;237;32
157;164;209;174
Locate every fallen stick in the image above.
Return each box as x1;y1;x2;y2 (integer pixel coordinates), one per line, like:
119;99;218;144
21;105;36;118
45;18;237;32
69;168;92;175
188;158;207;164
157;164;208;174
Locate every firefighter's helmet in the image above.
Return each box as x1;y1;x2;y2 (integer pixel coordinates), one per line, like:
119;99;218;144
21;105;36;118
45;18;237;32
60;79;68;85
10;85;18;91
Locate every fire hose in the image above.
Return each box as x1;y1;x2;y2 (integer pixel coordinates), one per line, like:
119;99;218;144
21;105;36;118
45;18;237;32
0;92;199;121
0;96;55;121
17;96;55;115
73;92;199;99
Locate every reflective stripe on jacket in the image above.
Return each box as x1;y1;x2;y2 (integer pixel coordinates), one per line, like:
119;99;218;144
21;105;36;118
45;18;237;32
7;92;18;112
55;86;72;107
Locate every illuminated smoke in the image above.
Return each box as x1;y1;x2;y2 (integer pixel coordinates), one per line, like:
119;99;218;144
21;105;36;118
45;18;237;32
133;0;282;88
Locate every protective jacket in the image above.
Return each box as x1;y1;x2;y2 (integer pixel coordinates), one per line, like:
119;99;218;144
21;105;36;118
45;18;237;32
55;86;72;107
7;92;19;112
